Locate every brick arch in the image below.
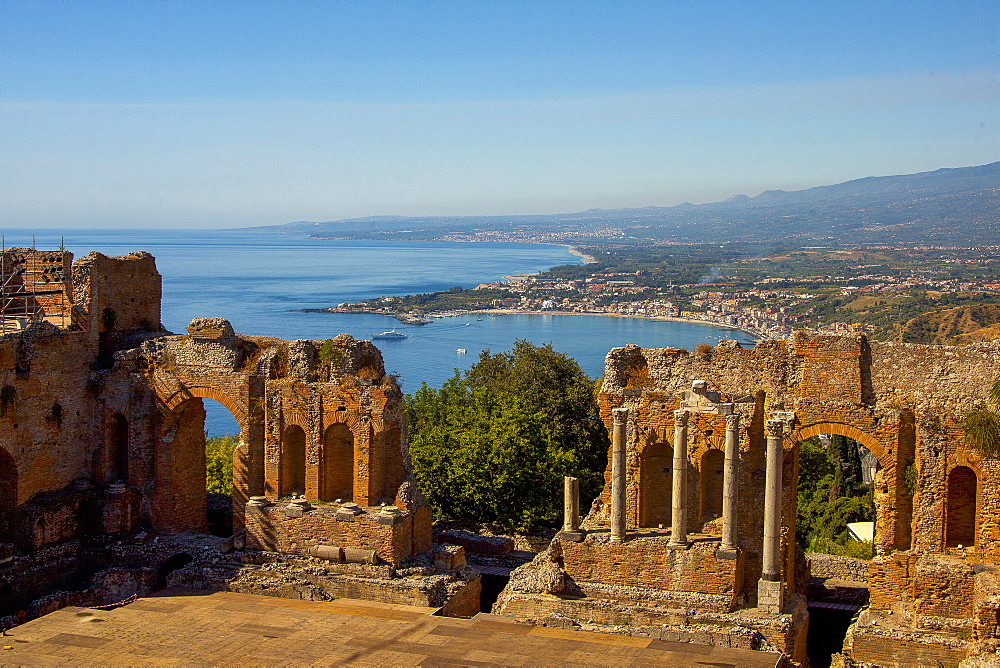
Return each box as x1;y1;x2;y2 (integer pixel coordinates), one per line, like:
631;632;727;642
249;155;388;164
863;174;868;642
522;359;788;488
635;424;672;457
322;412;362;434
278;413;309;432
787;422;891;471
161;386;248;429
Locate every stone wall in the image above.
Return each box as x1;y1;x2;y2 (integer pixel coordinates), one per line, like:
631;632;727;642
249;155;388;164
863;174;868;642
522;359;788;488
1;249;444;620
500;332;1000;663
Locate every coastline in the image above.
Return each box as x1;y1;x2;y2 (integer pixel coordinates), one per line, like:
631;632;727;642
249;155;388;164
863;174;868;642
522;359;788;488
306;304;760;341
455;308;759;340
564;245;598;264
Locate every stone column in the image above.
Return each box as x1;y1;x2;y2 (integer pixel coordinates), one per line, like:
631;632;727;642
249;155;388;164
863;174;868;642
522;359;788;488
669;409;689;548
721;413;740;552
610;407;628;543
557;476;584;542
758;418;785;613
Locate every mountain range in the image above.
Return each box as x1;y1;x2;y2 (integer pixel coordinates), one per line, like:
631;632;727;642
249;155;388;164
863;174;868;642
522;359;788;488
242;162;999;245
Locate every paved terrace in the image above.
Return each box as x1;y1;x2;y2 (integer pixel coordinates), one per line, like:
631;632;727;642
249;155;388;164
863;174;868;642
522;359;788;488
1;589;782;666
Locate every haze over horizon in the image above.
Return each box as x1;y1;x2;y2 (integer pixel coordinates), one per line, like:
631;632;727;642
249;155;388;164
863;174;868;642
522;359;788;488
2;1;997;230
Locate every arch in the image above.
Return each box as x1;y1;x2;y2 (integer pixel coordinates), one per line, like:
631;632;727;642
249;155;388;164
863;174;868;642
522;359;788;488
639;441;672;528
321;423;354;502
700;448;725;523
161;385;248;430
280;425;306;497
946;466;977;547
788;420;904;552
789;422;890;471
109;413;129;483
0;445;16;542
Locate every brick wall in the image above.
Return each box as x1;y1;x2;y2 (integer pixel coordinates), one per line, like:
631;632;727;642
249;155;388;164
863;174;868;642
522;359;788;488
244;503;416;565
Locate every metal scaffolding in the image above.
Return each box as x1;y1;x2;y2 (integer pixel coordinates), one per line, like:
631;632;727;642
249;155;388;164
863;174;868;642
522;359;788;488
0;237;72;334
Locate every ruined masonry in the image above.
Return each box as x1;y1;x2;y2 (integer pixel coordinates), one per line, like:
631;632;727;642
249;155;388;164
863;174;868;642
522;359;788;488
496;335;1000;665
3;247;1000;666
0;249;480;621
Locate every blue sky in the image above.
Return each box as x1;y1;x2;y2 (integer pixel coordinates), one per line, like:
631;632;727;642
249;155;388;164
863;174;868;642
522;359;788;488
2;1;997;229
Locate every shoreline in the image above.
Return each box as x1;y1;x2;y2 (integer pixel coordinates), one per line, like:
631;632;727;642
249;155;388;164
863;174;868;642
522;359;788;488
308;305;759;341
563;245;598;264
459;308;760;340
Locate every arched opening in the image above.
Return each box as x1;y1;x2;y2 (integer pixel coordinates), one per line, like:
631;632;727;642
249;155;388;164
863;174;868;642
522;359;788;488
370;427;404;504
700;448;724;524
0;446;16;543
946;466;977;547
321;423;354;502
203;399;241;538
109;413;129;483
153;396;243;537
639;442;672;528
796;433;875;556
280;425;306;497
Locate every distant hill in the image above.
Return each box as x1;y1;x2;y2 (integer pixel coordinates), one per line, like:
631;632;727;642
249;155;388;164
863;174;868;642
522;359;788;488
240;162;1000;245
899;304;1000;344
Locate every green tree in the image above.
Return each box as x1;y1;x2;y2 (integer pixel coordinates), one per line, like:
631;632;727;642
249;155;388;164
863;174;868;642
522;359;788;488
206;434;239;495
464;340;610;502
795;436;874;554
964;377;1000;459
406;341;610;532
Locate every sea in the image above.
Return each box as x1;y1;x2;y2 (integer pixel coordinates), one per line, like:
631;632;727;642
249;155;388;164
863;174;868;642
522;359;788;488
3;229;755;436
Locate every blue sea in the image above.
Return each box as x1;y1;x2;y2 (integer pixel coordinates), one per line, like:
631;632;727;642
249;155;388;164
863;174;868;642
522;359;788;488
3;229;755;435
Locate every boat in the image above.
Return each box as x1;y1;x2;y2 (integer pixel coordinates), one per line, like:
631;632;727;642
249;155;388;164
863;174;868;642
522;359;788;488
372;329;408;340
456;348;467;354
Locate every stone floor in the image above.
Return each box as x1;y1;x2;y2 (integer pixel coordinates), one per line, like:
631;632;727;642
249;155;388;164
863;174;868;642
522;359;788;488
1;588;782;666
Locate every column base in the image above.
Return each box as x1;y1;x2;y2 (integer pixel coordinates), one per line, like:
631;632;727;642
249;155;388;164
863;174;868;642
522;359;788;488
556;529;585;543
757;577;784;614
715;545;739;560
666;541;690;550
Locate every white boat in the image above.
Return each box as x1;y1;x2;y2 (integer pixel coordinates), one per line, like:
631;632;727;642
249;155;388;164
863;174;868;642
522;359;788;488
373;329;407;340
456;348;467;354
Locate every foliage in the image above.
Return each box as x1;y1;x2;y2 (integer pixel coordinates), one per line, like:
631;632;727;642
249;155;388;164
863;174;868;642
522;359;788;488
318;339;343;365
206;434;239;495
463;340;610;503
796;436;875;555
810;537;874;560
405;341;609;532
963;377;1000;459
903;462;918;496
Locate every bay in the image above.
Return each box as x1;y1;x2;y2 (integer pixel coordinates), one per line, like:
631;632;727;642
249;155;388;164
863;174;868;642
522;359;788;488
3;228;755;435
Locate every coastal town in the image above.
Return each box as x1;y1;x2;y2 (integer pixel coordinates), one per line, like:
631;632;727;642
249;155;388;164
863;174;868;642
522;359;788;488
318;243;1000;341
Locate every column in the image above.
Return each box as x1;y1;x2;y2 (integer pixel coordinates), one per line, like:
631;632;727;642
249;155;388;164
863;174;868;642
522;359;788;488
557;476;584;542
669;409;689;547
758;418;785;613
721;413;740;551
610;407;628;543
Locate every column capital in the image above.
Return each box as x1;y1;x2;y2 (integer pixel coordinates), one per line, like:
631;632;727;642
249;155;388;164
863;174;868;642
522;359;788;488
673;409;688;427
726;413;740;430
612;407;629;424
765;419;784;439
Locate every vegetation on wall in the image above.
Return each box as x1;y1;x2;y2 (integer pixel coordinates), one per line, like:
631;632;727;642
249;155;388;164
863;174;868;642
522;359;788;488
405;341;608;533
963;377;1000;459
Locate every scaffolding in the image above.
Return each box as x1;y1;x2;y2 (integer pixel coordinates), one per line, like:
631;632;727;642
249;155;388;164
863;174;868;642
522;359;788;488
0;236;73;334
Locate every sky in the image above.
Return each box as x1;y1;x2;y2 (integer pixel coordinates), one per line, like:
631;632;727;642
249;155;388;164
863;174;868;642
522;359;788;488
1;1;997;229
